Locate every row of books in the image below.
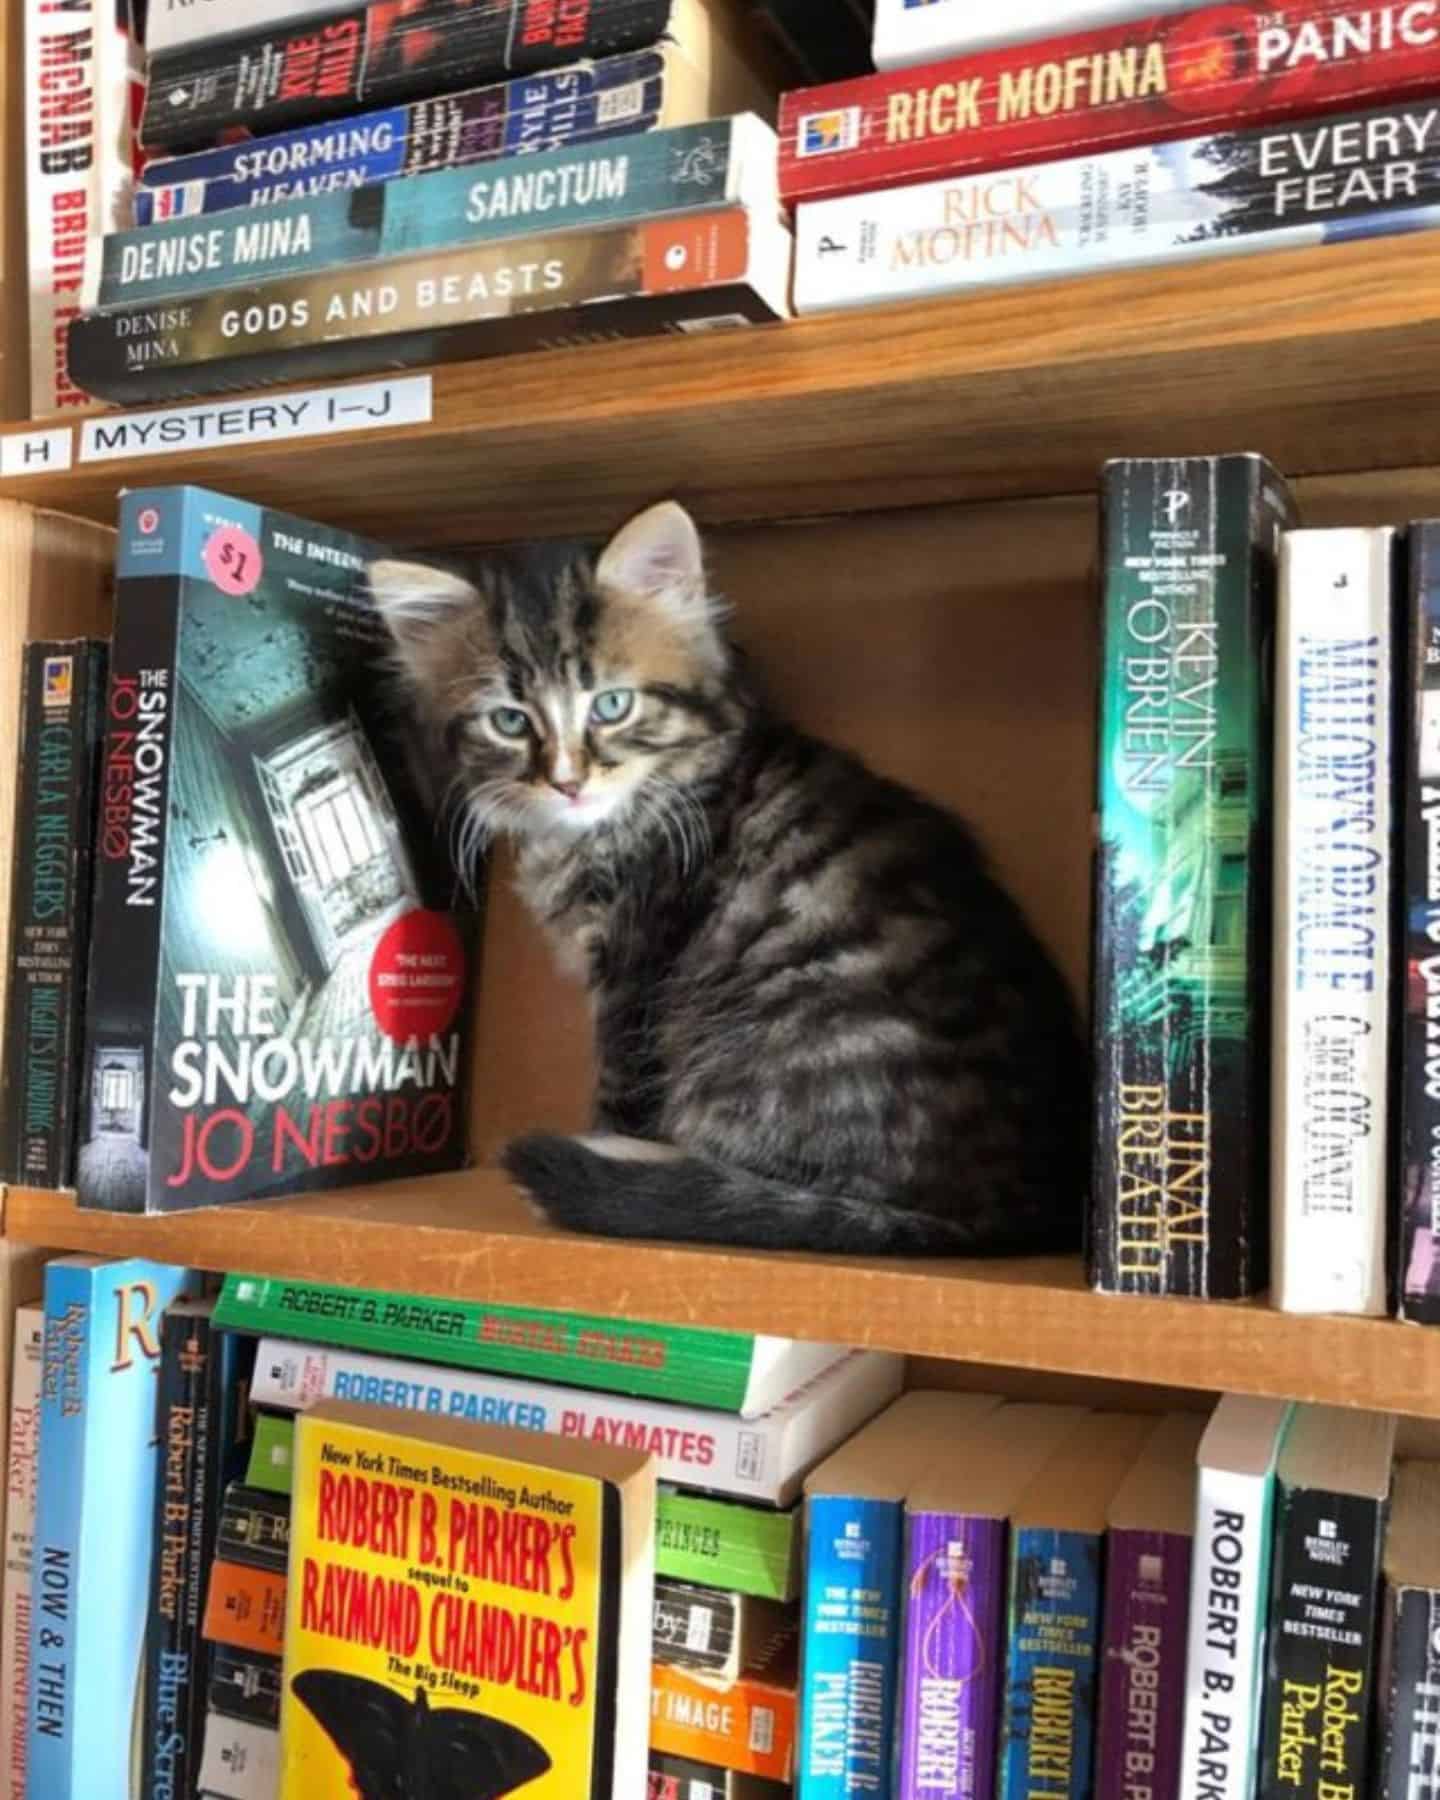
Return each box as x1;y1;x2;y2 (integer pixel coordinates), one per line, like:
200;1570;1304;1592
0;1252;902;1797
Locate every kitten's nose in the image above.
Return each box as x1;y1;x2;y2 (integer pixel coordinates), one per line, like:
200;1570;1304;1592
549;779;582;801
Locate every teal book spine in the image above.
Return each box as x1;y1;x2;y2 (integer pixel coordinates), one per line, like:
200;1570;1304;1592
997;1524;1104;1800
99;114;774;308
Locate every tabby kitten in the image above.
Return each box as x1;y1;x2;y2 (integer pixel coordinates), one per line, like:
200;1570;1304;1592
370;502;1086;1254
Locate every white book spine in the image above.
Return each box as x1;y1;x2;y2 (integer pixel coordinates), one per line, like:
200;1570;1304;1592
94;0;141;237
1;1310;44;1800
1178;1463;1280;1800
1272;528;1396;1316
872;0;1194;69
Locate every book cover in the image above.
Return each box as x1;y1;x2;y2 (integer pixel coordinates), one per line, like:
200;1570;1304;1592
1272;529;1396;1316
278;1398;655;1797
217;1482;291;1572
1256;1405;1395;1800
102;113;778;306
1376;1462;1440;1800
0;641;108;1188
1177;1395;1294;1800
0;1308;42;1800
214;1270;845;1415
203;1560;289;1656
650;1624;797;1782
250;1337;902;1505
209;1645;283;1727
68;205;793;404
656;1489;801;1600
649;1754;789;1799
872;0;1191;70
27;1255;196;1800
197;1711;279;1800
141;0;678;149
1090;455;1297;1300
75;484;475;1215
784;0;1440;208
794;99;1440;314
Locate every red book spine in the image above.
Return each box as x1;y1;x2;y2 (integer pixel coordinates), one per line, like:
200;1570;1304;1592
778;0;1440;205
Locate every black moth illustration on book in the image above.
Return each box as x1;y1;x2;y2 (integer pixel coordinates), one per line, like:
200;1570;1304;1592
292;1671;552;1799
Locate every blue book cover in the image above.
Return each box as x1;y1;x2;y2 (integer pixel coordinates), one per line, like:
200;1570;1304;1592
28;1256;196;1800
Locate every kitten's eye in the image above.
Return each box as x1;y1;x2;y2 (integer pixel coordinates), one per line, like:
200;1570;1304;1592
591;688;634;725
489;706;531;740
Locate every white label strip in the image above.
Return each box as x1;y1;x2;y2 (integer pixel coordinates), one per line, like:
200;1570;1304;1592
78;375;433;463
1;427;73;477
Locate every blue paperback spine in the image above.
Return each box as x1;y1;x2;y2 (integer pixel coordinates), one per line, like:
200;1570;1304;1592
28;1257;195;1800
997;1525;1104;1800
135;52;669;222
800;1494;905;1800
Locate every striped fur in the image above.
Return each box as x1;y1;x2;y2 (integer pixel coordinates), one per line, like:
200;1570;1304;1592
370;503;1086;1255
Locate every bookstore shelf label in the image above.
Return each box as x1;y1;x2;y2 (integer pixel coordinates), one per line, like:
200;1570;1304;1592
0;428;73;477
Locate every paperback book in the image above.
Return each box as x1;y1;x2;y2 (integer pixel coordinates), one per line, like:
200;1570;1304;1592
1090;455;1296;1300
871;0;1192;70
0;1308;42;1800
652;1580;793;1683
1376;1461;1440;1800
198;1712;278;1800
210;1645;283;1728
217;1482;291;1572
203;1560;289;1657
649;1754;788;1799
76;484;474;1214
0;640;107;1188
650;1628;798;1783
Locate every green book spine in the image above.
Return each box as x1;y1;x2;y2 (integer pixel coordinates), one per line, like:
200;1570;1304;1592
245;1411;295;1496
215;1272;760;1411
1089;454;1297;1300
655;1491;801;1602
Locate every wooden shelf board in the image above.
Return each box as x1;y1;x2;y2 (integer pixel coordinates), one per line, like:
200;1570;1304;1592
6;234;1440;543
7;1174;1437;1418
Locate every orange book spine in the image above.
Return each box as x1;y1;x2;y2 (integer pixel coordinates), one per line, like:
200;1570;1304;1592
202;1559;287;1656
649;1661;797;1782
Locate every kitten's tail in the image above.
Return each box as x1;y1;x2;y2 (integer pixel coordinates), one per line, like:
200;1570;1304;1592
502;1133;1047;1256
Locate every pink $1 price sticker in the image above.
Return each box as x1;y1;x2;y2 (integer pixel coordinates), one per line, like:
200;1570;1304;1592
203;524;263;597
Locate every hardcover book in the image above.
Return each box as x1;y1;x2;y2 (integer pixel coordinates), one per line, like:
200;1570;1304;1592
783;0;1440;208
0;1307;42;1800
27;1255;196;1800
872;0;1191;70
652;1579;793;1683
793;99;1440;314
1090;455;1297;1300
1256;1404;1395;1800
800;1391;1001;1800
1272;528;1396;1316
1177;1395;1294;1800
136;42;774;221
896;1403;1092;1800
249;1338;902;1504
996;1412;1154;1800
68;205;794;404
0;640;108;1188
1376;1461;1440;1800
650;1624;798;1782
278;1397;656;1797
76;483;474;1214
214;1270;846;1415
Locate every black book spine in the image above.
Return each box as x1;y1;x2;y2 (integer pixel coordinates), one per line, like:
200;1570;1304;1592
1375;1583;1440;1799
208;1644;283;1727
142;0;674;151
216;1483;290;1573
0;640;108;1188
651;1579;739;1674
1258;1482;1386;1800
77;531;183;1214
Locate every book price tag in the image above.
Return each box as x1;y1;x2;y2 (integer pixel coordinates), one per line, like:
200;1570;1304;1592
77;375;433;463
1;427;73;477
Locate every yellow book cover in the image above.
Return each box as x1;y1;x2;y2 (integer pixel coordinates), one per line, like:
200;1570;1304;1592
279;1398;656;1799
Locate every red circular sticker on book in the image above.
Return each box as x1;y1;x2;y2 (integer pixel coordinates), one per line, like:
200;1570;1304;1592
368;909;465;1043
204;524;263;596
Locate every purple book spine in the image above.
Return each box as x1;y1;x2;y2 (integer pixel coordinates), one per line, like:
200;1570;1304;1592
897;1512;1007;1800
1094;1528;1192;1800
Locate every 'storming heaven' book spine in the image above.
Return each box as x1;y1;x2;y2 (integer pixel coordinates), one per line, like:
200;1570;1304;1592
1399;520;1440;1323
135;51;676;222
996;1524;1104;1800
1090;455;1296;1299
793;100;1440;314
101;115;776;306
784;0;1440;205
1271;529;1396;1316
1376;1584;1440;1800
141;0;677;151
67;207;791;404
0;641;108;1188
1093;1527;1192;1800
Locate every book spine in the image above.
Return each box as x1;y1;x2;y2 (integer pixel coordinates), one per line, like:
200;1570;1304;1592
655;1490;800;1601
794;99;1440;314
1400;522;1440;1323
69;209;788;405
140;1309;216;1800
996;1524;1103;1800
197;1711;279;1800
208;1646;282;1728
201;1561;288;1656
146;0;354;56
896;1511;1006;1800
216;1484;290;1573
27;1264;95;1796
651;1662;798;1784
1094;1528;1192;1800
76;496;187;1215
0;643;108;1189
1376;1584;1440;1800
94;0;141;236
142;0;676;151
134;52;671;221
800;1494;904;1800
1089;455;1294;1299
785;0;1440;205
1177;1467;1279;1800
653;1580;740;1674
243;1413;294;1496
1257;1484;1384;1800
1272;530;1396;1315
1;1310;43;1800
102;115;771;306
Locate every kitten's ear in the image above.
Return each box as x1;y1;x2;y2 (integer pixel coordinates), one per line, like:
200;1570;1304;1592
368;559;479;682
595;501;707;619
